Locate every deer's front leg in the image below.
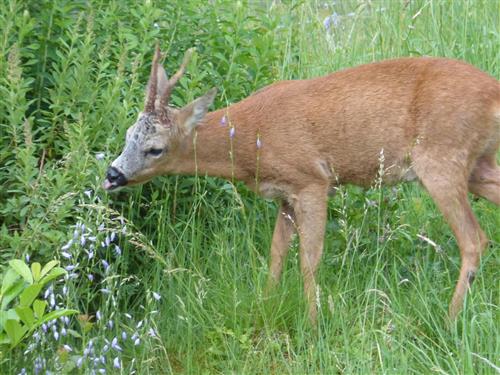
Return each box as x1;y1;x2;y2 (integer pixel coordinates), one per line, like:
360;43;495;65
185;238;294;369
292;185;328;324
266;201;297;291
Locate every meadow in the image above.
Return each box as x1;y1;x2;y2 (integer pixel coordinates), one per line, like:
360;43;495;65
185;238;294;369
0;0;498;373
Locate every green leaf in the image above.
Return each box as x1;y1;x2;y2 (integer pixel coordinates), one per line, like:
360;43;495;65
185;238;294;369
1;269;20;295
19;284;43;307
40;260;59;280
0;280;25;311
39;267;66;286
33;299;47;319
31;263;41;282
14;307;35;328
8;260;33;285
0;309;19;331
4;320;28;348
0;332;10;345
66;329;82;338
38;309;79;326
62;356;77;372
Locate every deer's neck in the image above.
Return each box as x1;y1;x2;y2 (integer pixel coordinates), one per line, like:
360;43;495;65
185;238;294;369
166;107;254;184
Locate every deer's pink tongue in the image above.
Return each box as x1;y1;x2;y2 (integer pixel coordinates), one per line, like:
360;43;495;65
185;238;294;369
103;179;113;190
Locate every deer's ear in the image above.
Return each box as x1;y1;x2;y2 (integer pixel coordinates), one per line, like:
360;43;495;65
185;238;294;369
176;88;217;132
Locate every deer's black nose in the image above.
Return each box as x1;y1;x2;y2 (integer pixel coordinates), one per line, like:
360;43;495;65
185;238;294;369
105;166;127;187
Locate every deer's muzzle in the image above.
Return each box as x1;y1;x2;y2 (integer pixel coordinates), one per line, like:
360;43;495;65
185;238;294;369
103;166;128;190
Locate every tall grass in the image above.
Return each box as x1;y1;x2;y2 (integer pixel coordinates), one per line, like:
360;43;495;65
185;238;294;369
0;0;498;373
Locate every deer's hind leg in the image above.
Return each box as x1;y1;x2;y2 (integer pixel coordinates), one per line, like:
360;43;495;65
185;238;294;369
412;154;489;320
469;152;500;205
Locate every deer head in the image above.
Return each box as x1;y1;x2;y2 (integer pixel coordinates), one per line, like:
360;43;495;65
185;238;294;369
103;45;216;190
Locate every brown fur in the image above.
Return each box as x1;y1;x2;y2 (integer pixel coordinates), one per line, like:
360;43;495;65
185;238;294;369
121;55;500;323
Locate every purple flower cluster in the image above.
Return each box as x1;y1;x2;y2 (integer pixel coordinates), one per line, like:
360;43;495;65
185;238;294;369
323;12;340;30
23;305;73;374
18;209;161;373
75;336;123;372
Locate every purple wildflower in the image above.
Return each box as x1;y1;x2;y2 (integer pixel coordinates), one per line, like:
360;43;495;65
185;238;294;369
61;251;72;259
323;16;331;29
256;137;262;149
101;259;110;271
229;127;235;139
113;357;121;369
111;337;122;351
220;115;227;126
152;292;161;301
323;12;340;30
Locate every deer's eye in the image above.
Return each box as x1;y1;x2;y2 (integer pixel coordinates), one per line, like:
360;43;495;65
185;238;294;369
147;148;164;157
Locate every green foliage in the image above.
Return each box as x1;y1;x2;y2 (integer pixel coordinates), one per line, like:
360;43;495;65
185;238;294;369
0;259;77;350
0;0;498;374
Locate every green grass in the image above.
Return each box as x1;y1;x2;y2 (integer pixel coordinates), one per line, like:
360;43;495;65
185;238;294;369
0;0;499;373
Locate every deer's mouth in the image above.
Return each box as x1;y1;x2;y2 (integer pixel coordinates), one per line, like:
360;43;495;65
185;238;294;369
103;167;128;191
102;178;122;191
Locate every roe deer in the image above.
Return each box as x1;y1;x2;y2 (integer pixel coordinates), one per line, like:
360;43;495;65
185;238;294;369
104;45;500;323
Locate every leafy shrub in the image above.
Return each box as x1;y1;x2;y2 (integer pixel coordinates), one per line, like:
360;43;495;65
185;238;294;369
0;259;77;349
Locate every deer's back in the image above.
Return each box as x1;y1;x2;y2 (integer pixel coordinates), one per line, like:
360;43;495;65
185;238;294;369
231;57;499;189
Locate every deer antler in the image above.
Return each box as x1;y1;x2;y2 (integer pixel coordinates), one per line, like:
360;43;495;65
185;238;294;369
144;42;162;112
159;47;195;108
